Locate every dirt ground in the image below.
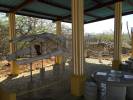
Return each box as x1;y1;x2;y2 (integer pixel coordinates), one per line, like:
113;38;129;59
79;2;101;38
0;54;130;100
0;54;130;82
0;59;55;80
0;59;111;100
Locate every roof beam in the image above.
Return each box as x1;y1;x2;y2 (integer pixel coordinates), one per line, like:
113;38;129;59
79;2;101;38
0;4;56;20
93;0;114;11
17;12;55;20
85;10;133;24
0;0;131;23
10;0;34;13
0;4;60;21
38;0;70;10
85;0;123;12
38;0;101;20
0;3;61;19
61;12;103;20
85;15;115;24
22;9;59;18
55;12;102;22
127;0;133;6
59;0;123;21
0;4;11;12
85;13;102;19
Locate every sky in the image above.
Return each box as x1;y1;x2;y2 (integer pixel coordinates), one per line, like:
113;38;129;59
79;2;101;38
64;14;133;34
84;14;133;34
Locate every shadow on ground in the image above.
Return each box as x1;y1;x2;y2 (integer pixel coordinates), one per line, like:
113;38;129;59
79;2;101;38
0;62;111;100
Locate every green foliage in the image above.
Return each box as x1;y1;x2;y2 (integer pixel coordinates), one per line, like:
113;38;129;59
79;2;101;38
94;32;130;43
0;14;71;57
15;15;55;36
95;33;114;42
0;18;9;56
122;34;131;44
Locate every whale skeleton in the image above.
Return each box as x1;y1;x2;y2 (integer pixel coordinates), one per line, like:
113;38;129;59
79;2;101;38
16;48;65;65
7;32;69;65
12;32;66;45
7;45;68;59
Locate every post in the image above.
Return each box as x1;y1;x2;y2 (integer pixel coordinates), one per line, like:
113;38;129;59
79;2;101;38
131;28;133;58
55;19;62;64
9;13;19;75
112;0;122;69
0;89;16;100
71;0;85;96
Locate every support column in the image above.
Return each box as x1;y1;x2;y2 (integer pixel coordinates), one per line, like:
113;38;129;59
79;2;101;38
71;0;85;96
131;28;133;58
0;89;16;100
9;13;19;75
112;0;122;69
55;20;62;64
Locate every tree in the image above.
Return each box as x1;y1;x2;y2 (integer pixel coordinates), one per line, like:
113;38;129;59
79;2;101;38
16;15;55;36
0;13;71;58
0;18;9;57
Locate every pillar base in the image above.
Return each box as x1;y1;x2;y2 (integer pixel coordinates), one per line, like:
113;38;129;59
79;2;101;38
130;55;133;59
71;75;86;96
55;56;62;64
0;89;16;100
112;60;121;70
10;61;19;76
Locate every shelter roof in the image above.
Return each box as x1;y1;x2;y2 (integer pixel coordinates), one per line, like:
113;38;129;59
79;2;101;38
0;0;133;23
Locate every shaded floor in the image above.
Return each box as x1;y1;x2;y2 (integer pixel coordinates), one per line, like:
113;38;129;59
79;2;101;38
0;62;111;100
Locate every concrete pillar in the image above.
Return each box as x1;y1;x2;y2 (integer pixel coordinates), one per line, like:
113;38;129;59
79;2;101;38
9;13;19;75
71;0;85;96
112;0;122;69
56;20;61;35
55;19;62;64
131;28;133;58
0;89;16;100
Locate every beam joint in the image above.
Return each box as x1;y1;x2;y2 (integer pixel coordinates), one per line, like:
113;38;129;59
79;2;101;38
10;0;33;13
